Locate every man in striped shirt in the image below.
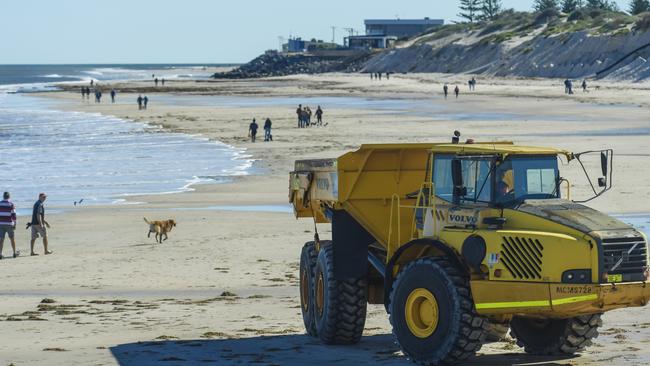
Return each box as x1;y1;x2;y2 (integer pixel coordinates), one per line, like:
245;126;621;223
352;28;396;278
0;192;18;259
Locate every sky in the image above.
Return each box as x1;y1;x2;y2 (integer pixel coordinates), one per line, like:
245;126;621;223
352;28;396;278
0;0;633;64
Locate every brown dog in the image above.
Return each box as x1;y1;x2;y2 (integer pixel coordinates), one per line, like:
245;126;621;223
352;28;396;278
143;218;177;243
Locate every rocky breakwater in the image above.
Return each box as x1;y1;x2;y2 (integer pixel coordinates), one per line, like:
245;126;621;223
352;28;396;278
212;51;370;79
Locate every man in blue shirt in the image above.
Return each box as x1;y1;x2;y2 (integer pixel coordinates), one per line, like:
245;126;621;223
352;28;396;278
30;193;52;256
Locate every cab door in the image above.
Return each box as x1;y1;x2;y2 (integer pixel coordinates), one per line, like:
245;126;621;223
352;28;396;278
428;154;494;235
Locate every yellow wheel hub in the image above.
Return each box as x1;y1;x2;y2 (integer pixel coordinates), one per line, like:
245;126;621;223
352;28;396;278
405;288;439;338
316;272;325;316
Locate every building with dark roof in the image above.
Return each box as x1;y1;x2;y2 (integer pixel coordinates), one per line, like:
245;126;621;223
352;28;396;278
365;18;444;38
346;18;444;50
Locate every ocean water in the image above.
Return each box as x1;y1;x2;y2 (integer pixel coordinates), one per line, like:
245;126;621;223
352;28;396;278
0;64;250;213
0;64;234;91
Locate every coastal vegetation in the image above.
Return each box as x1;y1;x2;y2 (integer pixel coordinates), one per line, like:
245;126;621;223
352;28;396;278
215;1;650;81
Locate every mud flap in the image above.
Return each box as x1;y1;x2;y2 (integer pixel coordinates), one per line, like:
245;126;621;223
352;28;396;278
332;210;374;280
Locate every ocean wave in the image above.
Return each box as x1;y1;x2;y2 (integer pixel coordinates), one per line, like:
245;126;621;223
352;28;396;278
42;74;64;78
82;70;104;76
1;91;255;209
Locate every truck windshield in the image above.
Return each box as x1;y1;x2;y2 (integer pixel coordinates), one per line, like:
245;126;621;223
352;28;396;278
494;156;560;205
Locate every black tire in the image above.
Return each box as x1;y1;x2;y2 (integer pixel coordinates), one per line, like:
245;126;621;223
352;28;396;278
389;257;487;365
484;320;510;343
510;314;602;355
313;242;367;345
299;241;318;337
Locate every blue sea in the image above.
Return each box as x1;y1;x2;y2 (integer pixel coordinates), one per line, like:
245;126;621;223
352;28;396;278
0;64;251;213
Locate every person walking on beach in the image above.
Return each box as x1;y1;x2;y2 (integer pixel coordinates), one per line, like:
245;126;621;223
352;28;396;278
386;72;390;80
582;79;588;93
143;96;149;110
443;84;449;99
137;95;143;110
110;89;116;103
155;78;159;87
315;106;323;126
264;118;272;142
305;107;312;126
454;85;460;99
161;78;165;86
30;193;52;256
0;192;18;259
296;105;303;128
90;79;94;87
469;77;476;91
564;78;574;95
249;118;259;142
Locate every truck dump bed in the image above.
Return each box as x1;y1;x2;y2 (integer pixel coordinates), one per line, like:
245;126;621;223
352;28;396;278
289;144;435;248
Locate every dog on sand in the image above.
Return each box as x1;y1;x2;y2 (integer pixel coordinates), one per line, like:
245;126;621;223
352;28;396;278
143;218;177;243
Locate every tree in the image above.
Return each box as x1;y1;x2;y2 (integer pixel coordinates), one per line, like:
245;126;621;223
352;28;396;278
481;0;503;20
534;0;560;11
561;0;584;12
629;0;650;14
458;0;481;23
585;0;618;10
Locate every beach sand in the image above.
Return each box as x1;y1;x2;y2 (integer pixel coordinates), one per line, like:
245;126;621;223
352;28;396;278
1;73;649;365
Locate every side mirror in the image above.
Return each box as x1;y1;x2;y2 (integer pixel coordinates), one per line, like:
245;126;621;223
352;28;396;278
600;151;608;177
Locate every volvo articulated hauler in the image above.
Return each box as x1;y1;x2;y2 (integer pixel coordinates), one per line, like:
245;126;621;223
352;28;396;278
289;139;649;365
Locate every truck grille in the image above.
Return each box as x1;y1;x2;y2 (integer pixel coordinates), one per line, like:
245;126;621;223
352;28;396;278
500;236;544;280
602;237;648;282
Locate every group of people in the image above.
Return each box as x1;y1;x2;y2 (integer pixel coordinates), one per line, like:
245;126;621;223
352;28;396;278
0;192;52;259
443;84;461;99
564;78;589;94
468;77;477;91
370;72;391;80
442;77;477;99
248;118;273;143
296;105;325;128
137;95;150;110
81;78;159;108
154;77;165;86
81;87;117;103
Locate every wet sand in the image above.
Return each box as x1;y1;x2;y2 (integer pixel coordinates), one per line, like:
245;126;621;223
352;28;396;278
1;73;649;365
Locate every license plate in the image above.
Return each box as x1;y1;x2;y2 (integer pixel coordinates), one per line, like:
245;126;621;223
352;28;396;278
607;274;623;283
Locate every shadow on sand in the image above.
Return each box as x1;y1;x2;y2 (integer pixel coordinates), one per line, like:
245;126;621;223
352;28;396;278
110;334;578;366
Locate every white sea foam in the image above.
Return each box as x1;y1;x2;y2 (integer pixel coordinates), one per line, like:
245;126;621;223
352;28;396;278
0;91;254;210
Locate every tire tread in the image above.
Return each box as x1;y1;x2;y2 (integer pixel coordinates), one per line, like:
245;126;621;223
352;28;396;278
389;257;488;366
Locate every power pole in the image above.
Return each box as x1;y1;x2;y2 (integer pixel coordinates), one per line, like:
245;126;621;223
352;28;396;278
278;36;285;52
343;28;355;38
331;26;336;43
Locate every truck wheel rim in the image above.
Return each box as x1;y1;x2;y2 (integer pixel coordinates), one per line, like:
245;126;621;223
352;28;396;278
300;268;309;312
405;288;439;338
316;272;325;316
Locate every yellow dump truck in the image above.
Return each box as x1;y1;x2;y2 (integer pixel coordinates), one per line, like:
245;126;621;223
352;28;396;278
290;139;649;365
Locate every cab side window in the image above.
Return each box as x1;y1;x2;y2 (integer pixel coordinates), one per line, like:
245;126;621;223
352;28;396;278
433;155;454;202
434;155;492;204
